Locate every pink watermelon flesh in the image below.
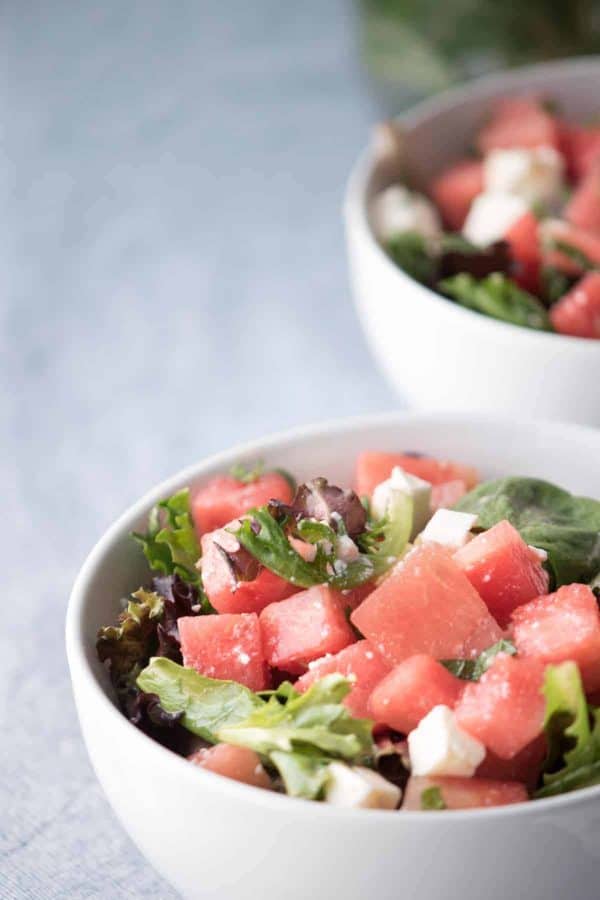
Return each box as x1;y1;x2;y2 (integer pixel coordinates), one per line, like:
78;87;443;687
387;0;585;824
355;451;479;498
511;583;600;693
403;775;528;810
189;744;272;789
541;218;600;276
504;211;541;294
295;640;390;719
430;479;468;511
454;520;549;627
368;654;464;734
259;585;356;674
351;544;503;666
430;159;484;231
477;97;561;154
561;124;600;180
179;612;268;691
565;168;600;235
191;471;293;537
200;526;297;615
455;655;546;760
476;735;547;791
550;272;600;339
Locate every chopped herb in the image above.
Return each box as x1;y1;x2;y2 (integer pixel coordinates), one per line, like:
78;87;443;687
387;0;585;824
420;785;447;810
439;272;552;331
442;639;516;681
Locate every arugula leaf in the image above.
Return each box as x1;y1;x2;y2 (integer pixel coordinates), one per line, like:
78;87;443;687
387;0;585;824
455;477;600;587
234;508;326;588
535;662;600;798
97;589;164;686
439;272;552;331
420;785;447;810
229;460;265;483
269;751;331;799
217;673;373;762
137;657;263;741
442;639;516;681
133;488;202;587
386;231;436;284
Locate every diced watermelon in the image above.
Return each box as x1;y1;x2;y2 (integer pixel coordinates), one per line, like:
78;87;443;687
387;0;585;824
351;544;503;665
561;124;600;180
189;744;272;789
200;526;297;615
259;585;356;674
191;471;293;537
403;775;528;810
477;97;561;155
430;480;468;511
504;211;541;294
355;451;479;498
454;520;549;627
566;167;600;235
179;612;268;691
550;272;600;339
455;655;545;759
476;734;547;790
541;218;600;275
430;159;484;231
511;583;600;692
295;640;390;719
368;655;464;734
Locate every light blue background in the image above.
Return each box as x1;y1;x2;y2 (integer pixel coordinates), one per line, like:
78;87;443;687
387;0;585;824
1;2;399;896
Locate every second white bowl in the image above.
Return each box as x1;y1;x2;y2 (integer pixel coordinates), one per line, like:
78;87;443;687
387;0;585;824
344;58;600;425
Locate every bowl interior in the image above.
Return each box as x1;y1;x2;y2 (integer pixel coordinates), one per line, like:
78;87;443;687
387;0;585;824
72;412;600;731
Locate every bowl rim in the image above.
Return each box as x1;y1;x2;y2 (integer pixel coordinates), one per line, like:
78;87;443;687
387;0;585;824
344;56;600;352
66;410;600;824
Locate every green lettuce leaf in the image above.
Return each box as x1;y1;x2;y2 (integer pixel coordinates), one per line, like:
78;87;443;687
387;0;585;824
420;785;447;810
535;662;600;798
229;460;265;483
454;477;600;587
133;488;202;586
97;588;164;686
439;272;552;331
269;751;331;799
442;639;516;681
386;231;436;285
137;657;263;741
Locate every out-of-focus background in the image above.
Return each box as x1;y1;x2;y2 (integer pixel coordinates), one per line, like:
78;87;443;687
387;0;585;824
3;1;599;897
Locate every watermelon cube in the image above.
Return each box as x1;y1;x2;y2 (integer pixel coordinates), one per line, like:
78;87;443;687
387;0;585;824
477;97;561;155
566;167;600;235
351;544;503;665
403;775;528;810
541;218;600;276
189;744;272;789
369;655;464;734
476;735;547;790
454;520;549;627
179;612;268;691
504;211;541;294
511;583;600;692
430;479;468;512
200;526;297;615
561;124;600;180
455;655;545;759
430;159;484;231
355;451;479;498
259;585;356;674
295;640;390;719
191;471;293;537
550;272;600;339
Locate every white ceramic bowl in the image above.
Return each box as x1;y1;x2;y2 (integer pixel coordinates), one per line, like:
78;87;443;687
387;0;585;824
66;412;600;900
345;58;600;425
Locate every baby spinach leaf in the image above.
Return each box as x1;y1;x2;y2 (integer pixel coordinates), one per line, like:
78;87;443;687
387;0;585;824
133;488;202;587
442;639;516;682
420;785;447;810
137;657;263;741
386;231;436;285
535;662;600;798
455;477;600;587
439;272;552;331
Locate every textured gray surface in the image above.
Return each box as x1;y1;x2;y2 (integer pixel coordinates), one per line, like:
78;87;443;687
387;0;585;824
1;2;398;896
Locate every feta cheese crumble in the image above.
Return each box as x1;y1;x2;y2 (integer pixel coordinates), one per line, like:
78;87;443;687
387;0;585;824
462;192;529;247
407;705;486;777
371;466;432;539
484;146;565;208
420;508;478;550
371;185;442;243
324;763;401;810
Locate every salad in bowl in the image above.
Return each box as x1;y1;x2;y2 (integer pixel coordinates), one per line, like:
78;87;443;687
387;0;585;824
371;94;600;339
96;444;600;813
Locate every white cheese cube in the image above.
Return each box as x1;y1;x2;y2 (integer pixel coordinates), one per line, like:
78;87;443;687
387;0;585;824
528;545;548;562
324;763;401;810
484;146;565;208
371;185;442;243
408;705;486;777
371;466;432;539
462;192;529;247
420;508;478;550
